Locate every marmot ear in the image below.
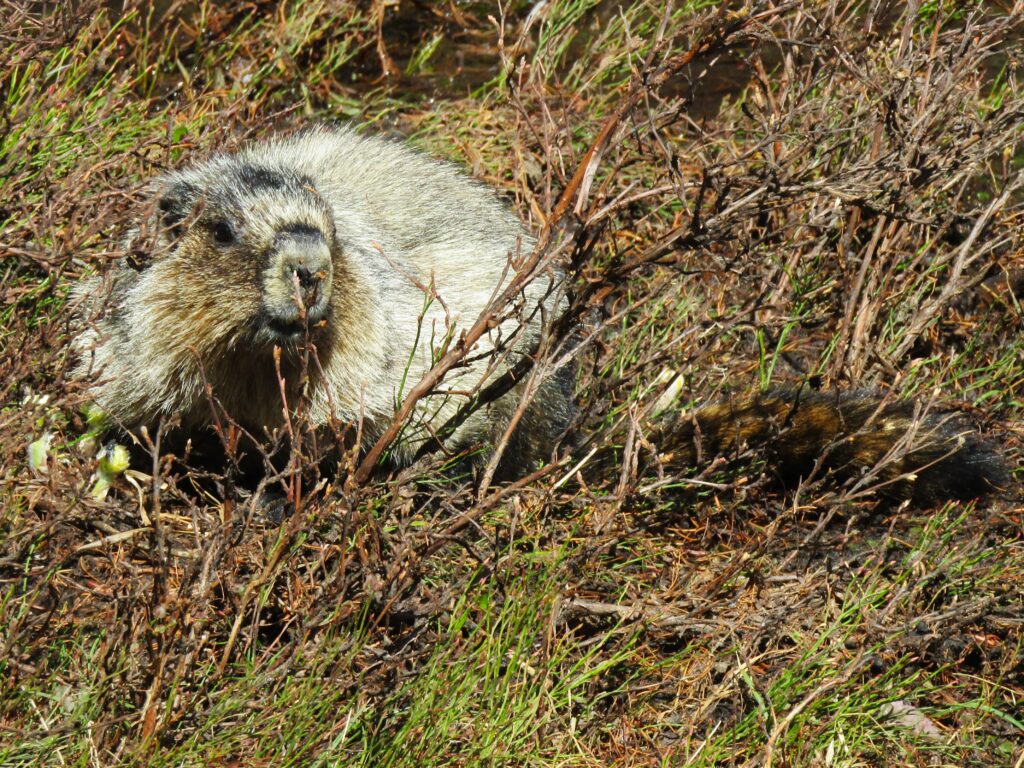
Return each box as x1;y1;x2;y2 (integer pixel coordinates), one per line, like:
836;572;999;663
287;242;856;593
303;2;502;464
157;181;197;239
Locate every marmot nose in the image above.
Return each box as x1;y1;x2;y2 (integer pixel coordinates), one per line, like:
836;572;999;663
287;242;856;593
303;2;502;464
291;263;320;290
274;227;332;312
283;255;325;300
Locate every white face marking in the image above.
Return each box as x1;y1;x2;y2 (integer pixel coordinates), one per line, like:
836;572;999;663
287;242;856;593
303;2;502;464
256;229;335;346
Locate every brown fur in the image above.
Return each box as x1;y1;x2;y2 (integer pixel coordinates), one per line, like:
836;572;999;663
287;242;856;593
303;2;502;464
647;388;1008;504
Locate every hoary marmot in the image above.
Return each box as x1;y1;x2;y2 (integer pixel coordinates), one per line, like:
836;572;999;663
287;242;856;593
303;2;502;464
72;126;1007;501
73;125;571;473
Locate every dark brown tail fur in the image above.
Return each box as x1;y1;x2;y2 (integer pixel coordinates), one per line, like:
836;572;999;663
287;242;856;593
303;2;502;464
645;388;1009;504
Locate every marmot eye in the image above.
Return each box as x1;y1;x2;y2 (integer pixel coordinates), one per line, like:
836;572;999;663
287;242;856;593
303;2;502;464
213;221;235;245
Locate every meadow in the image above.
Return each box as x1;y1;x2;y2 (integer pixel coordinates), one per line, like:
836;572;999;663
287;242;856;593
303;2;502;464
1;1;1023;765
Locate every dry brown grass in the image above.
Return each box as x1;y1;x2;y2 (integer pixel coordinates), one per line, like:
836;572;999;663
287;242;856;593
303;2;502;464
1;1;1023;765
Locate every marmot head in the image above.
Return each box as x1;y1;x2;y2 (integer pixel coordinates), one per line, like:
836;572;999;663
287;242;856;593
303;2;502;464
152;160;338;348
73;157;347;431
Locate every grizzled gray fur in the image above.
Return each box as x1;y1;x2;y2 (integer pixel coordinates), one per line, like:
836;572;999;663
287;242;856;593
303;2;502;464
73;126;572;472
